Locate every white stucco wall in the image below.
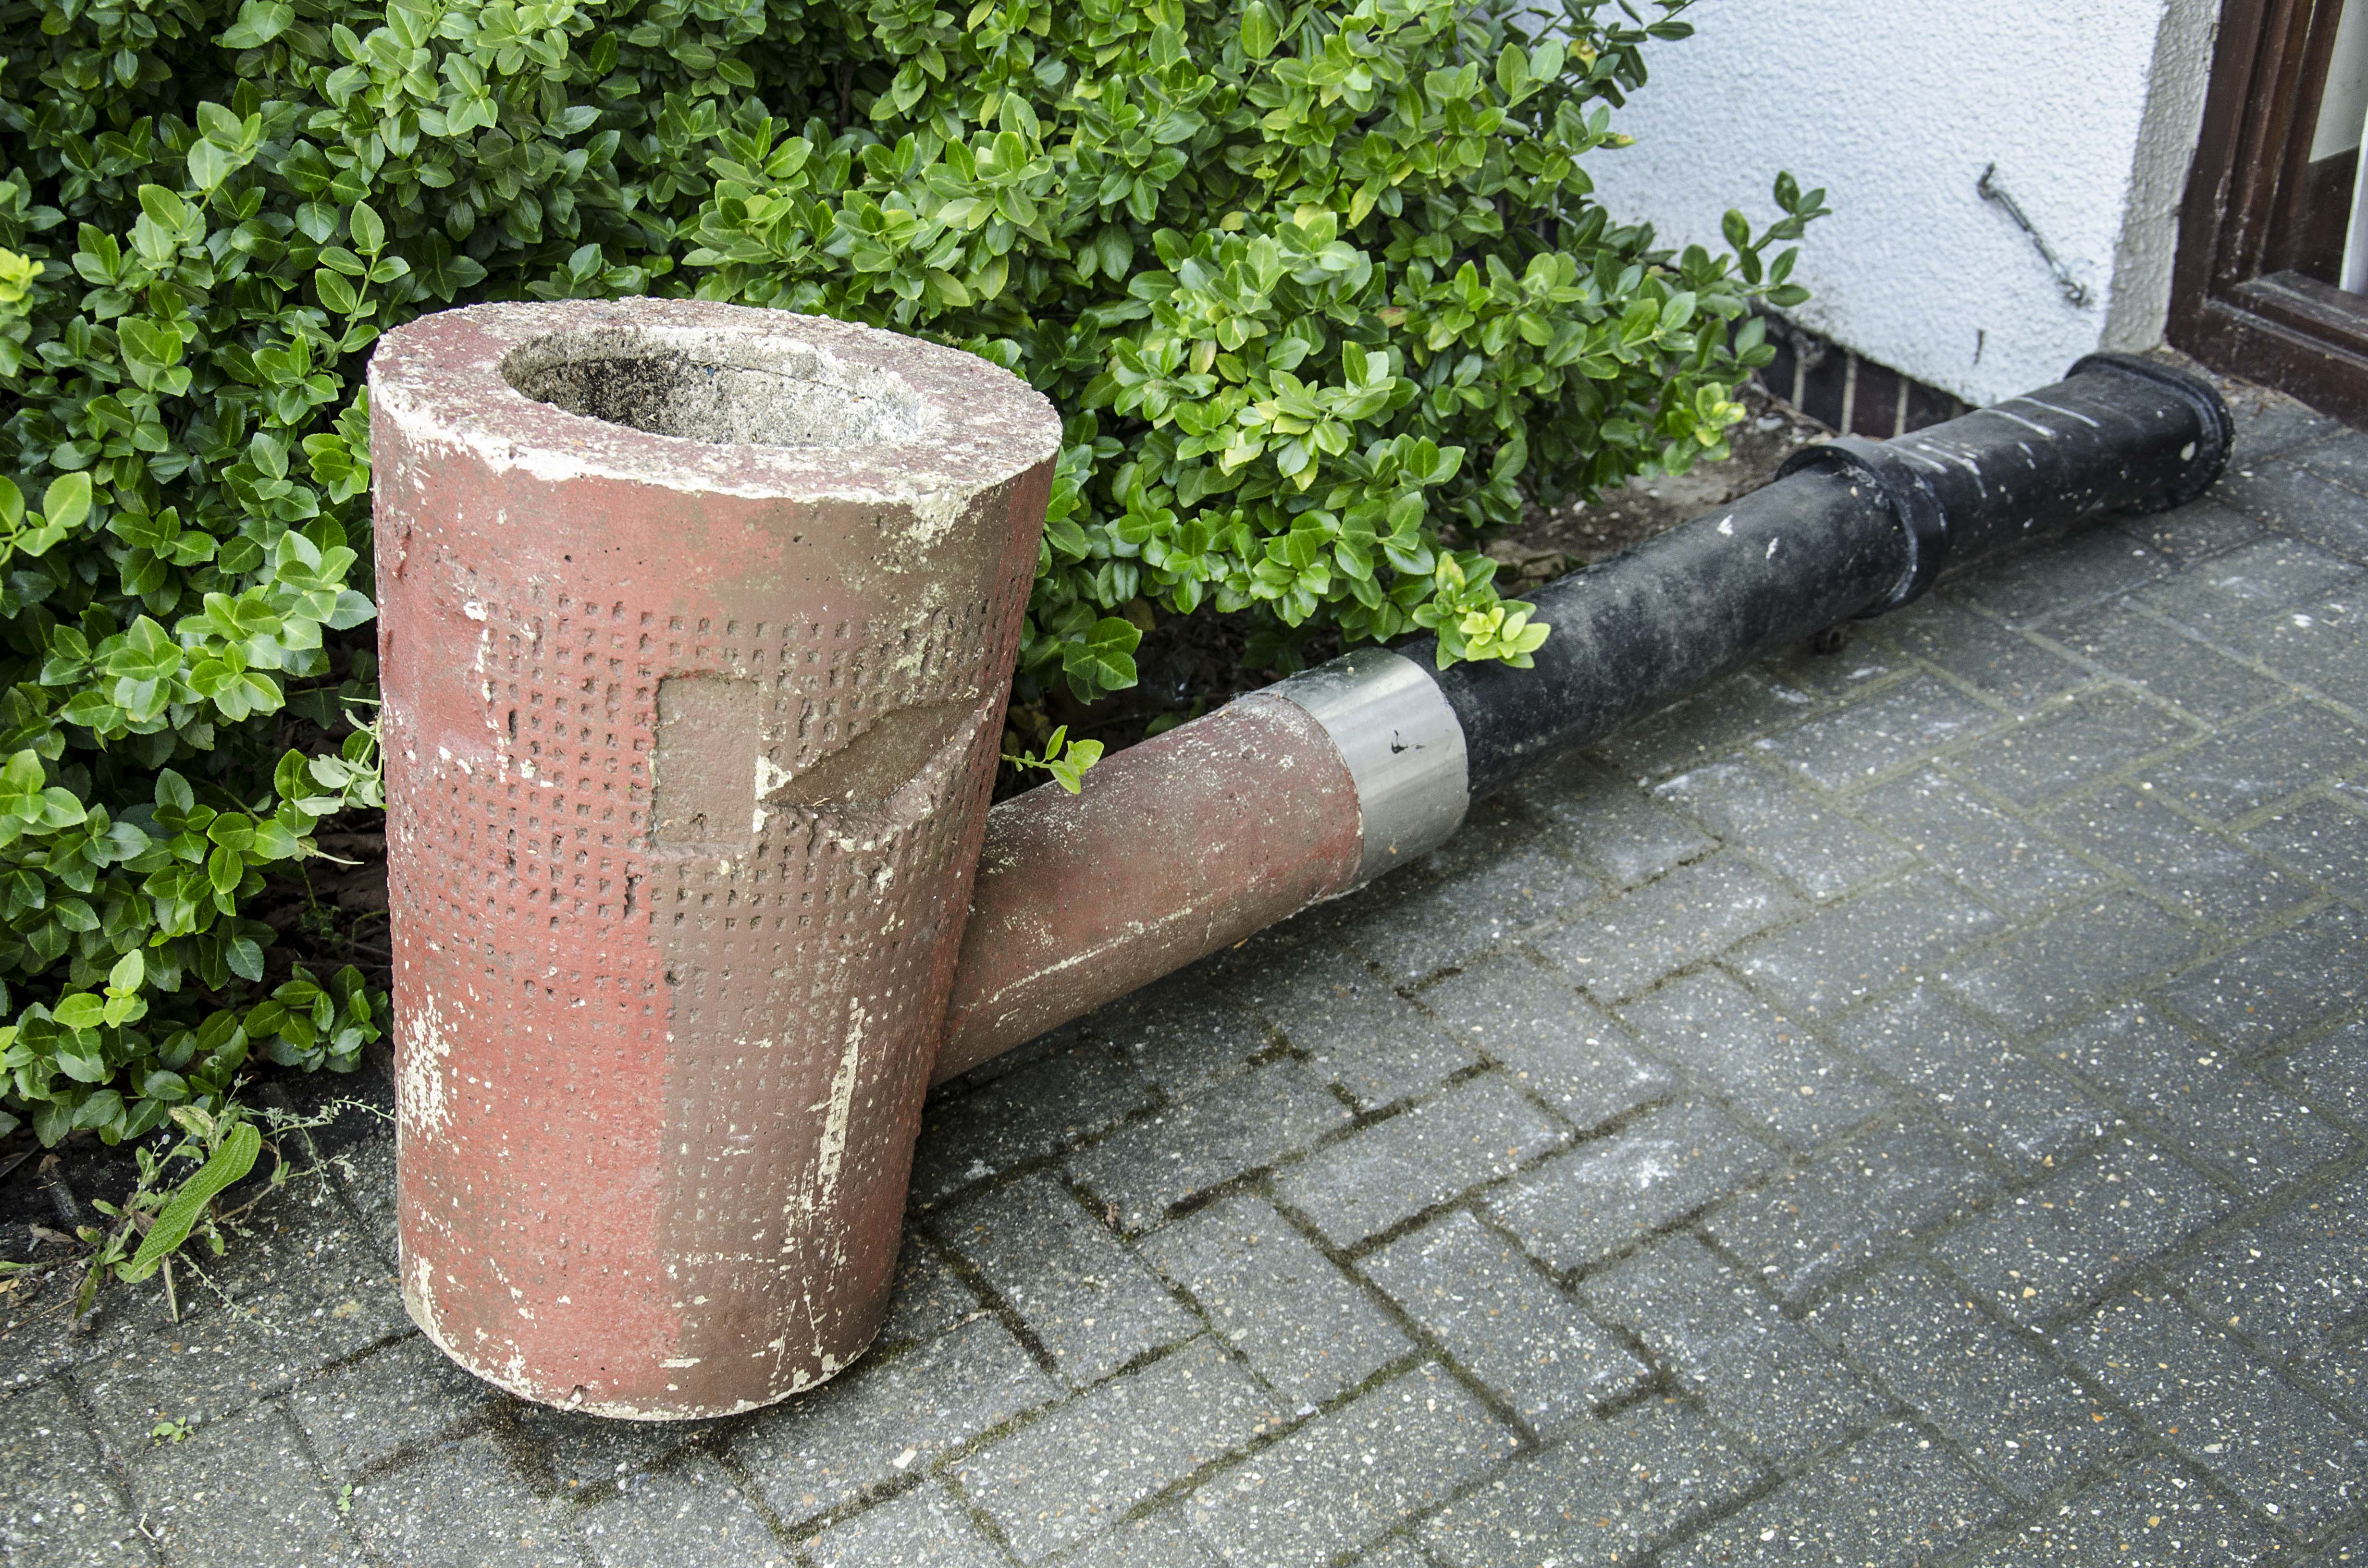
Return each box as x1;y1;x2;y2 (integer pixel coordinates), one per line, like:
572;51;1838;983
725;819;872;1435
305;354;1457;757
1583;0;2220;405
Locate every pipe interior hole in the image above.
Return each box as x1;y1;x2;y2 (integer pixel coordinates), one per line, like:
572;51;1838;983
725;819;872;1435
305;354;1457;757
501;324;928;448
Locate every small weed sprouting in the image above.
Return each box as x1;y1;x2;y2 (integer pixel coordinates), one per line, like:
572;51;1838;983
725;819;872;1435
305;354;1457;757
22;1094;393;1323
1001;726;1106;795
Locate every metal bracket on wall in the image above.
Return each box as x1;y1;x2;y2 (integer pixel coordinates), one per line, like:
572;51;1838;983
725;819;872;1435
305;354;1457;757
1978;162;2093;308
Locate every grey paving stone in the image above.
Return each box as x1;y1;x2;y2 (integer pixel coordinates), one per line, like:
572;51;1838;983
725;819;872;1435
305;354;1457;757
1411;791;1538;882
1418;954;1674;1131
1854;767;2109;918
1353;1539;1430;1568
1751;674;2004;791
2296;428;2368;494
1804;1260;2133;1501
804;1480;1002;1568
2145;704;2366;823
2229;593;2368;708
1618;970;1893;1152
2227;387;2344;462
1183;1362;1517;1568
1513;759;1714;889
1067;1058;1352;1233
2050;1004;2347;1188
1953;1453;2290;1567
1950;525;2170;626
1949;688;2198;809
1581;1236;1889;1464
348;1441;576;1568
220;1163;412;1354
74;1182;410;1454
2044;785;2310;929
575;1456;789;1568
0;1284;98;1398
1065;1508;1223;1568
2269;1018;2368;1126
1600;672;1822;784
910;1037;1152;1206
2217;458;2368;561
2175;1171;2368;1361
2248;794;2368;908
1139;1195;1412;1409
131;1400;365;1564
879;1233;983;1348
1662;1422;2009;1568
1936;1136;2233;1326
1486;1100;1776;1274
1536;854;1803;1004
2062;1287;2365;1533
332;1130;400;1265
2119;496;2268;564
286;1332;499;1479
735;1316;1057;1526
0;1381;145;1566
2051;603;2294;723
1343;842;1603;985
1706;1118;1997;1305
1881;594;2090;708
1764;630;1905;700
2314;1530;2368;1567
959;1337;1278;1561
938;1173;1197;1386
1274;1076;1566;1249
2157;906;2368;1053
937;1016;1096;1094
518;1402;712;1492
2298;1331;2368;1428
1084;971;1273;1097
1239;946;1476;1111
1729;869;2008;1017
1835;987;2107;1175
1944;889;2202;1035
1653;759;1912;898
2134;534;2364;638
1419;1397;1761;1568
1363;1211;1646;1432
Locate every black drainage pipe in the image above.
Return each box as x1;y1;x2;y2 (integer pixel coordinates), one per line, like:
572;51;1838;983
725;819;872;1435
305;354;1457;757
937;354;2232;1077
1423;353;2233;798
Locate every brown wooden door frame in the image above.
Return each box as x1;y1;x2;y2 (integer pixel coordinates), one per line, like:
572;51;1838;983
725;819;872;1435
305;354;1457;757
2171;0;2368;420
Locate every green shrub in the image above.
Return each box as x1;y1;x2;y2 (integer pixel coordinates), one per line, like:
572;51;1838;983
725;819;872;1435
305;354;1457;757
0;0;1815;1146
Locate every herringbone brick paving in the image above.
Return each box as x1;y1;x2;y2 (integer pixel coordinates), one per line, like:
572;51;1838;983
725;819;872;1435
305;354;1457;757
7;371;2368;1564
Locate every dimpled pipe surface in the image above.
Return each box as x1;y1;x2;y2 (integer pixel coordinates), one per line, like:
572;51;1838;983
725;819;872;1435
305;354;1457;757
371;300;1059;1418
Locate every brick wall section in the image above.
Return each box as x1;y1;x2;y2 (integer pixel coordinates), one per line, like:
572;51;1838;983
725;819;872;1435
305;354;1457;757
6;375;2368;1565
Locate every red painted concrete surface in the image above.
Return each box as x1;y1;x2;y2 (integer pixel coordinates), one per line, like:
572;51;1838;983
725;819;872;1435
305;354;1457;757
371;300;1059;1418
936;692;1364;1082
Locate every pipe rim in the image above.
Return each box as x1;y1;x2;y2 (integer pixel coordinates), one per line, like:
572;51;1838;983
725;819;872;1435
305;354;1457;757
2065;352;2236;513
369;299;1062;504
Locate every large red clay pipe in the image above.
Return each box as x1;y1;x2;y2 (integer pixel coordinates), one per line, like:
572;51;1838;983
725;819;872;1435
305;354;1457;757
373;300;1059;1419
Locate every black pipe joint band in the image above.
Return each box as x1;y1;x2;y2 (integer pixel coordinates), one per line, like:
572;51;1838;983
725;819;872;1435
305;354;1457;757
1774;435;1949;618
